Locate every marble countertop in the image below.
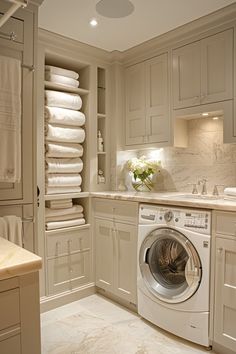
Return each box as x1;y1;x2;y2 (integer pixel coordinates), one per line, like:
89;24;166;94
91;191;236;212
0;238;42;281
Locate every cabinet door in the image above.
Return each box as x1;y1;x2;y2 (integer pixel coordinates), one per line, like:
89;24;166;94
95;218;114;292
125;62;146;145
214;237;236;352
0;335;21;354
172;41;201;109
114;222;137;303
145;53;169;143
0;11;34;202
201;29;233;104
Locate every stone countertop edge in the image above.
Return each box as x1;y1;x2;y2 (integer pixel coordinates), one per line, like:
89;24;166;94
90;191;236;212
0;237;42;281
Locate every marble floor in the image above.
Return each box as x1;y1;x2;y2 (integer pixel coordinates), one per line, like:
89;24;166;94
41;294;215;354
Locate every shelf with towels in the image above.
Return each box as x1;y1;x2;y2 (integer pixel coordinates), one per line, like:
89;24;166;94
45;223;90;235
44;81;89;96
44;192;89;201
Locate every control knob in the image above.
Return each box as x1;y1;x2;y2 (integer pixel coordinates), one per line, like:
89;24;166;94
164;210;174;222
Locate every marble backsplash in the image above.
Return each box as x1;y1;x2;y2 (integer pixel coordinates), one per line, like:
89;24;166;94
113;117;236;194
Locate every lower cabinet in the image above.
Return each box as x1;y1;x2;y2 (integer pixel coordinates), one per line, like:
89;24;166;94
95;218;137;304
213;212;236;353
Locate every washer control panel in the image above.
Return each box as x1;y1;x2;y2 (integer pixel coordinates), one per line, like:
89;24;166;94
139;204;211;235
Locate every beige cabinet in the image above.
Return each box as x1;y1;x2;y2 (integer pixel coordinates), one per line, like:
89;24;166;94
94;199;138;304
213;211;236;353
125;53;169;147
172;29;233;109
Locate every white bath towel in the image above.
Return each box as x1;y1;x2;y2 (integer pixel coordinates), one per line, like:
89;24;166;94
45;90;82;110
46;158;83;174
46;173;82;187
45;213;84;223
0;215;22;246
224;187;236;196
45;73;79;88
45;106;85;126
45;204;83;217
0;56;21;183
46;218;85;230
46;142;83;158
46;199;73;209
45;124;85;143
45;186;81;195
45;65;79;80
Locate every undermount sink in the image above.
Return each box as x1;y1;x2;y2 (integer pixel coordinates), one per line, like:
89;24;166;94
164;194;221;200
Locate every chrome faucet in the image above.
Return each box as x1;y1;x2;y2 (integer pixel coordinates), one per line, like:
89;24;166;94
198;179;207;195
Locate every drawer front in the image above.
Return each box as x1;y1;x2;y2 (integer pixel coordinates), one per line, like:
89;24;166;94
0;334;21;354
0;15;24;43
46;228;90;257
47;251;91;295
215;211;236;237
0;288;20;331
94;199;138;224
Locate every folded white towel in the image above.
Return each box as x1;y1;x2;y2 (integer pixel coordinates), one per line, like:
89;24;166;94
45;73;79;88
46;158;83;174
45;106;85;126
45;90;82;110
45;186;81;195
45;65;79;80
46;198;73;209
46;173;82;187
46;218;85;230
46;142;83;158
45;213;84;223
224;187;236;196
45;124;85;144
45;204;83;217
0;215;22;247
0;56;21;183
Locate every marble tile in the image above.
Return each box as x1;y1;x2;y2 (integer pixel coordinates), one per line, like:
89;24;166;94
41;294;215;354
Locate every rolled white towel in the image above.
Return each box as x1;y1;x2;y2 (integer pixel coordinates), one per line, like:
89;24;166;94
224;187;236;196
45;204;83;217
46;158;83;174
45;186;81;195
45;65;79;80
46;173;82;187
46;218;85;230
45;73;79;88
45;124;85;143
46;142;83;158
45;90;82;110
45;106;85;126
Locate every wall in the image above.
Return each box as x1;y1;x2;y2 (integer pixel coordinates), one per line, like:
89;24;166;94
114;117;236;194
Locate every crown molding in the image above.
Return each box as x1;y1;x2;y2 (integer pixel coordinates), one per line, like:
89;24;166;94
29;0;44;6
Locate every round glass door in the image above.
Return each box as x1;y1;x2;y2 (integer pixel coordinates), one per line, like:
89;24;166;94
139;228;202;303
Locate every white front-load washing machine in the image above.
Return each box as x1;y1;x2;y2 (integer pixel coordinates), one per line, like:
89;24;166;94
137;204;211;347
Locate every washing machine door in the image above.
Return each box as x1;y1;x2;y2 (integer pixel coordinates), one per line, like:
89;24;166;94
139;227;202;304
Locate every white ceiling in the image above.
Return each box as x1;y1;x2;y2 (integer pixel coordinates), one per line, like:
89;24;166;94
38;0;236;52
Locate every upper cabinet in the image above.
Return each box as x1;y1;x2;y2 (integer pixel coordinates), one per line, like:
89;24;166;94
172;29;233;110
125;53;170;147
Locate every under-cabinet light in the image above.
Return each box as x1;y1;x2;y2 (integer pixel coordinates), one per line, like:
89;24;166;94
202;113;209;116
90;18;98;27
212;117;219;120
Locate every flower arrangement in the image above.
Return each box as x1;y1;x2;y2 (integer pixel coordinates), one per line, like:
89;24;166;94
126;156;161;191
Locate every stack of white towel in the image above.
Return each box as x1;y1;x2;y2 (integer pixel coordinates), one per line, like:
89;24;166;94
224;187;236;201
44;65;85;195
45;199;85;230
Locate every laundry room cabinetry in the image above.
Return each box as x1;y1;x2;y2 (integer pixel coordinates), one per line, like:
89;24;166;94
172;29;233;110
212;211;236;353
93;198;138;304
125;53;170;147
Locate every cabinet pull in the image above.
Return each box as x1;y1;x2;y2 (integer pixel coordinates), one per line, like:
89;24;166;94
68;239;72;254
217;247;223;254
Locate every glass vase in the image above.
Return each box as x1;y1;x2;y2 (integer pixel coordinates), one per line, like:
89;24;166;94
132;175;153;192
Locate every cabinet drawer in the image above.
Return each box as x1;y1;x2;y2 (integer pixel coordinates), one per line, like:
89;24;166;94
46;228;90;257
0;15;24;43
94;199;138;224
47;251;91;295
0;334;21;354
215;211;236;237
0;288;20;331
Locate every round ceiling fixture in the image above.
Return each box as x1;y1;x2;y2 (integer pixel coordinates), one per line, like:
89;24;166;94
96;0;134;19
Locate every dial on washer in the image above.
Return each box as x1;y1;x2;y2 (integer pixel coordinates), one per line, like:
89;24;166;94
164;210;174;222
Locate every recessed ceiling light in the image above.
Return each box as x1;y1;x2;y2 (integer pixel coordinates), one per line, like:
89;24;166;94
96;0;134;19
90;18;98;27
202;112;209;116
212;117;219;120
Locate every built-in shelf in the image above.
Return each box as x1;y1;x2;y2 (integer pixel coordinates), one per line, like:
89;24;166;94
44;80;89;96
44;192;90;201
45;223;90;235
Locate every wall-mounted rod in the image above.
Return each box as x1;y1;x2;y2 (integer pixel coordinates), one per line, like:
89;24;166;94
0;0;28;29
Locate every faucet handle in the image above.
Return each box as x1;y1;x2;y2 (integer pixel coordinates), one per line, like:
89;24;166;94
187;183;198;194
212;184;224;196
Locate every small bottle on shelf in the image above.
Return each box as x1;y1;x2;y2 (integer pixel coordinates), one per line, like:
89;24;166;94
97;130;104;152
98;169;105;184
